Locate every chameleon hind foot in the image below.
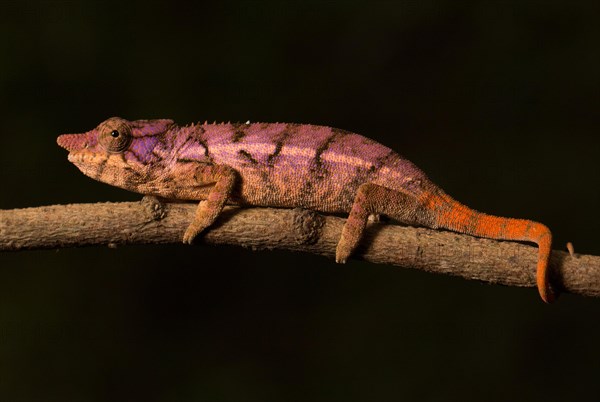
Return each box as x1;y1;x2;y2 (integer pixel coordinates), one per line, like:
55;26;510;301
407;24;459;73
336;183;422;263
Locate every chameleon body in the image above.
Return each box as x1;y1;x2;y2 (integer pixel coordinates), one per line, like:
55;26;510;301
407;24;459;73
57;117;554;302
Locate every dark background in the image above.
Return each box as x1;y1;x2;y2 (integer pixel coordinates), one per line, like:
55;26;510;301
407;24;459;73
1;1;599;401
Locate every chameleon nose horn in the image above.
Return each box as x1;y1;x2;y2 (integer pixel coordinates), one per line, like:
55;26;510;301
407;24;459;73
57;134;87;152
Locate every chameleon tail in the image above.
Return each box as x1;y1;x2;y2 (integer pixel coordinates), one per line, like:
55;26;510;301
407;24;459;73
421;190;555;303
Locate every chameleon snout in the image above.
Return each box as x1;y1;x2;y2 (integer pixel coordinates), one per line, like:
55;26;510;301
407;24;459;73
57;134;88;152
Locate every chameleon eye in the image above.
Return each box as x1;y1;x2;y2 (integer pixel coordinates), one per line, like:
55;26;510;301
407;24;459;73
99;123;132;153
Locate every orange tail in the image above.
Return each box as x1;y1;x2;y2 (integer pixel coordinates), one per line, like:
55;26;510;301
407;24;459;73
423;191;555;303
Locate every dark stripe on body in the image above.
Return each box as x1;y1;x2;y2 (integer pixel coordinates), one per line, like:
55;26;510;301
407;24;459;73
176;136;195;154
298;130;342;207
312;130;341;175
93;159;107;180
175;157;199;164
197;139;210;157
374;149;396;169
177;125;210;159
267;124;294;167
238;149;259;165
231;123;247;143
193;126;210;157
121;164;144;186
151;148;165;160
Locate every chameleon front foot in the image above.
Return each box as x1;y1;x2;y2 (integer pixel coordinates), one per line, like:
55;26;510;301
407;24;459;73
182;227;199;244
335;243;351;264
182;220;210;244
183;230;196;244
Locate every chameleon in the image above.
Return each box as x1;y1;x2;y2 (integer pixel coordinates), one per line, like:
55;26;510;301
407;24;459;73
57;117;555;302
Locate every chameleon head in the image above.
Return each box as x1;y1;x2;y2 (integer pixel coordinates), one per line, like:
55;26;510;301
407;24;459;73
57;116;174;190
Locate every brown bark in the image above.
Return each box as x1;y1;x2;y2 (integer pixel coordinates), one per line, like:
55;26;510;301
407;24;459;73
1;197;598;298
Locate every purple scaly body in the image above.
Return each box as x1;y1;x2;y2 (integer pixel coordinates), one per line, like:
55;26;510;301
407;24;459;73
167;122;429;210
57;117;555;303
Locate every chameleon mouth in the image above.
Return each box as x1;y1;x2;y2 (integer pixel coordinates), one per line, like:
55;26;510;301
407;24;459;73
57;134;88;152
66;150;106;165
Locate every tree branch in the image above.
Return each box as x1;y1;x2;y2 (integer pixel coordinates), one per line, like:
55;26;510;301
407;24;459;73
1;197;598;298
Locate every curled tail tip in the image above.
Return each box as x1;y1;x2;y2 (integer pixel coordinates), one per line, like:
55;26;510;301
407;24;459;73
536;237;558;304
538;283;558;304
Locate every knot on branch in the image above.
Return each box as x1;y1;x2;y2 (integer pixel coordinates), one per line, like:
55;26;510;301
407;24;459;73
292;208;325;245
141;196;167;221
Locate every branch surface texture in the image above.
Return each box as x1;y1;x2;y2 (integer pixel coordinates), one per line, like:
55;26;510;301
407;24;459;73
1;198;598;298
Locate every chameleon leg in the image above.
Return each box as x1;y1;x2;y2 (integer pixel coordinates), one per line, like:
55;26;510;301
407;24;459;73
336;183;425;263
182;164;237;244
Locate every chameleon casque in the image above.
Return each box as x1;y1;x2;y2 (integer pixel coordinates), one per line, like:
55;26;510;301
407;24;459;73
57;117;555;302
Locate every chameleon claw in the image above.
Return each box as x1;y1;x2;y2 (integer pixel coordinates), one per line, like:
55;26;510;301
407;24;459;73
182;232;195;245
335;244;350;264
183;216;213;244
183;225;201;244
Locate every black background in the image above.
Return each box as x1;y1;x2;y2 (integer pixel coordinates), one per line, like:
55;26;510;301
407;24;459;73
1;1;599;401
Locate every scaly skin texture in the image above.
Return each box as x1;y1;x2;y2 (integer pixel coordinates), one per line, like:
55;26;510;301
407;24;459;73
57;117;555;302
